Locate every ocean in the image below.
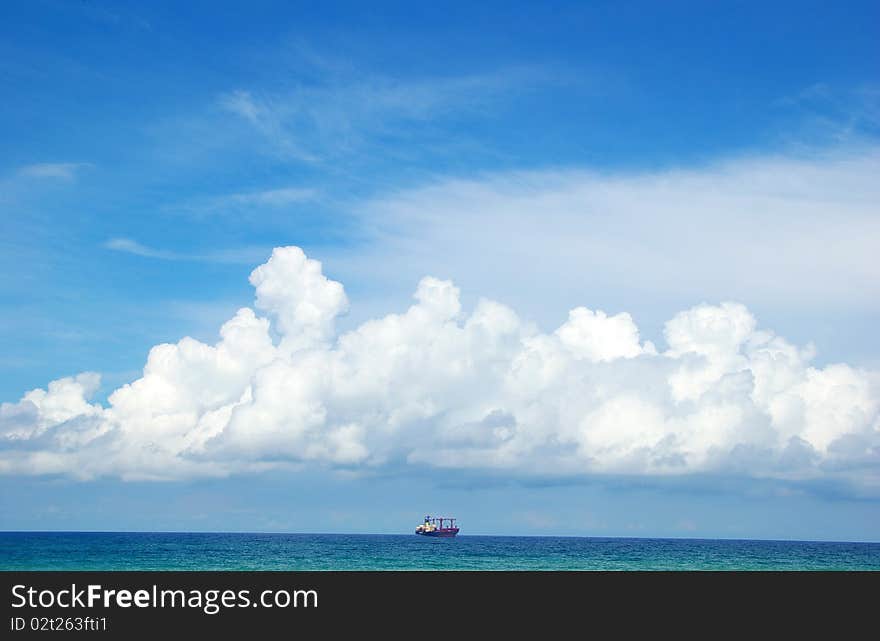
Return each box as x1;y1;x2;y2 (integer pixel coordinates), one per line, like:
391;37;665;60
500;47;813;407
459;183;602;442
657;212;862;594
2;532;879;570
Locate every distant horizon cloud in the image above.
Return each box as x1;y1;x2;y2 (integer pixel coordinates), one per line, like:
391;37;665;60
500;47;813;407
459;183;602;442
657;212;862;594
1;246;877;495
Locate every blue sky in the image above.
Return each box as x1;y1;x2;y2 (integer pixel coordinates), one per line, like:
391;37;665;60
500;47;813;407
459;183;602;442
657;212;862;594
1;0;879;540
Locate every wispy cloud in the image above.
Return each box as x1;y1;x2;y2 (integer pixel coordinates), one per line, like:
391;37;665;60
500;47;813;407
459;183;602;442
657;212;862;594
16;162;91;180
104;238;268;264
219;90;320;163
0;162;91;205
104;238;176;259
774;83;880;144
166;186;320;220
227;187;316;206
218;64;555;163
333;145;880;325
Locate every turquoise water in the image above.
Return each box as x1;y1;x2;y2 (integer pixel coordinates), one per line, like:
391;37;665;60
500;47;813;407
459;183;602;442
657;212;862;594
2;532;879;570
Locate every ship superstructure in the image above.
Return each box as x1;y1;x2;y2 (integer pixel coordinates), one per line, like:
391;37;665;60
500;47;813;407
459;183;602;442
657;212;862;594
415;515;459;537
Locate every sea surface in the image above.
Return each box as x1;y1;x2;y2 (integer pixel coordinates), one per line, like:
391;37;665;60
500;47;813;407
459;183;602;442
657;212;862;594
2;532;879;570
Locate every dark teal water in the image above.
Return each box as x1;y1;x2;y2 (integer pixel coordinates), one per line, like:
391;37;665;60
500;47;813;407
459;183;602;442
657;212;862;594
1;532;878;570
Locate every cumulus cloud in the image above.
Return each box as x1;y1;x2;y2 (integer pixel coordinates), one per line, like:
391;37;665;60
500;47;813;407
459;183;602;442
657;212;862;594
1;246;878;491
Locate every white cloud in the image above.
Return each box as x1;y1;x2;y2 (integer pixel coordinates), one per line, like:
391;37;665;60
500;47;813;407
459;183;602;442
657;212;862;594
249;246;349;352
556;308;655;362
1;246;877;492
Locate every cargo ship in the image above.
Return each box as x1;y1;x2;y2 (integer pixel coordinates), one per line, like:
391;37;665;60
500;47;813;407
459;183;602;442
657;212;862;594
415;515;459;537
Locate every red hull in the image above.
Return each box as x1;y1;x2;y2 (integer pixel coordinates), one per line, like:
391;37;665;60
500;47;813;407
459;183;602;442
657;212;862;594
415;528;459;537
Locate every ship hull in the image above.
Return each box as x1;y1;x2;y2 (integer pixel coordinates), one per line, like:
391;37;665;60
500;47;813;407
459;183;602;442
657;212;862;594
415;528;459;538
